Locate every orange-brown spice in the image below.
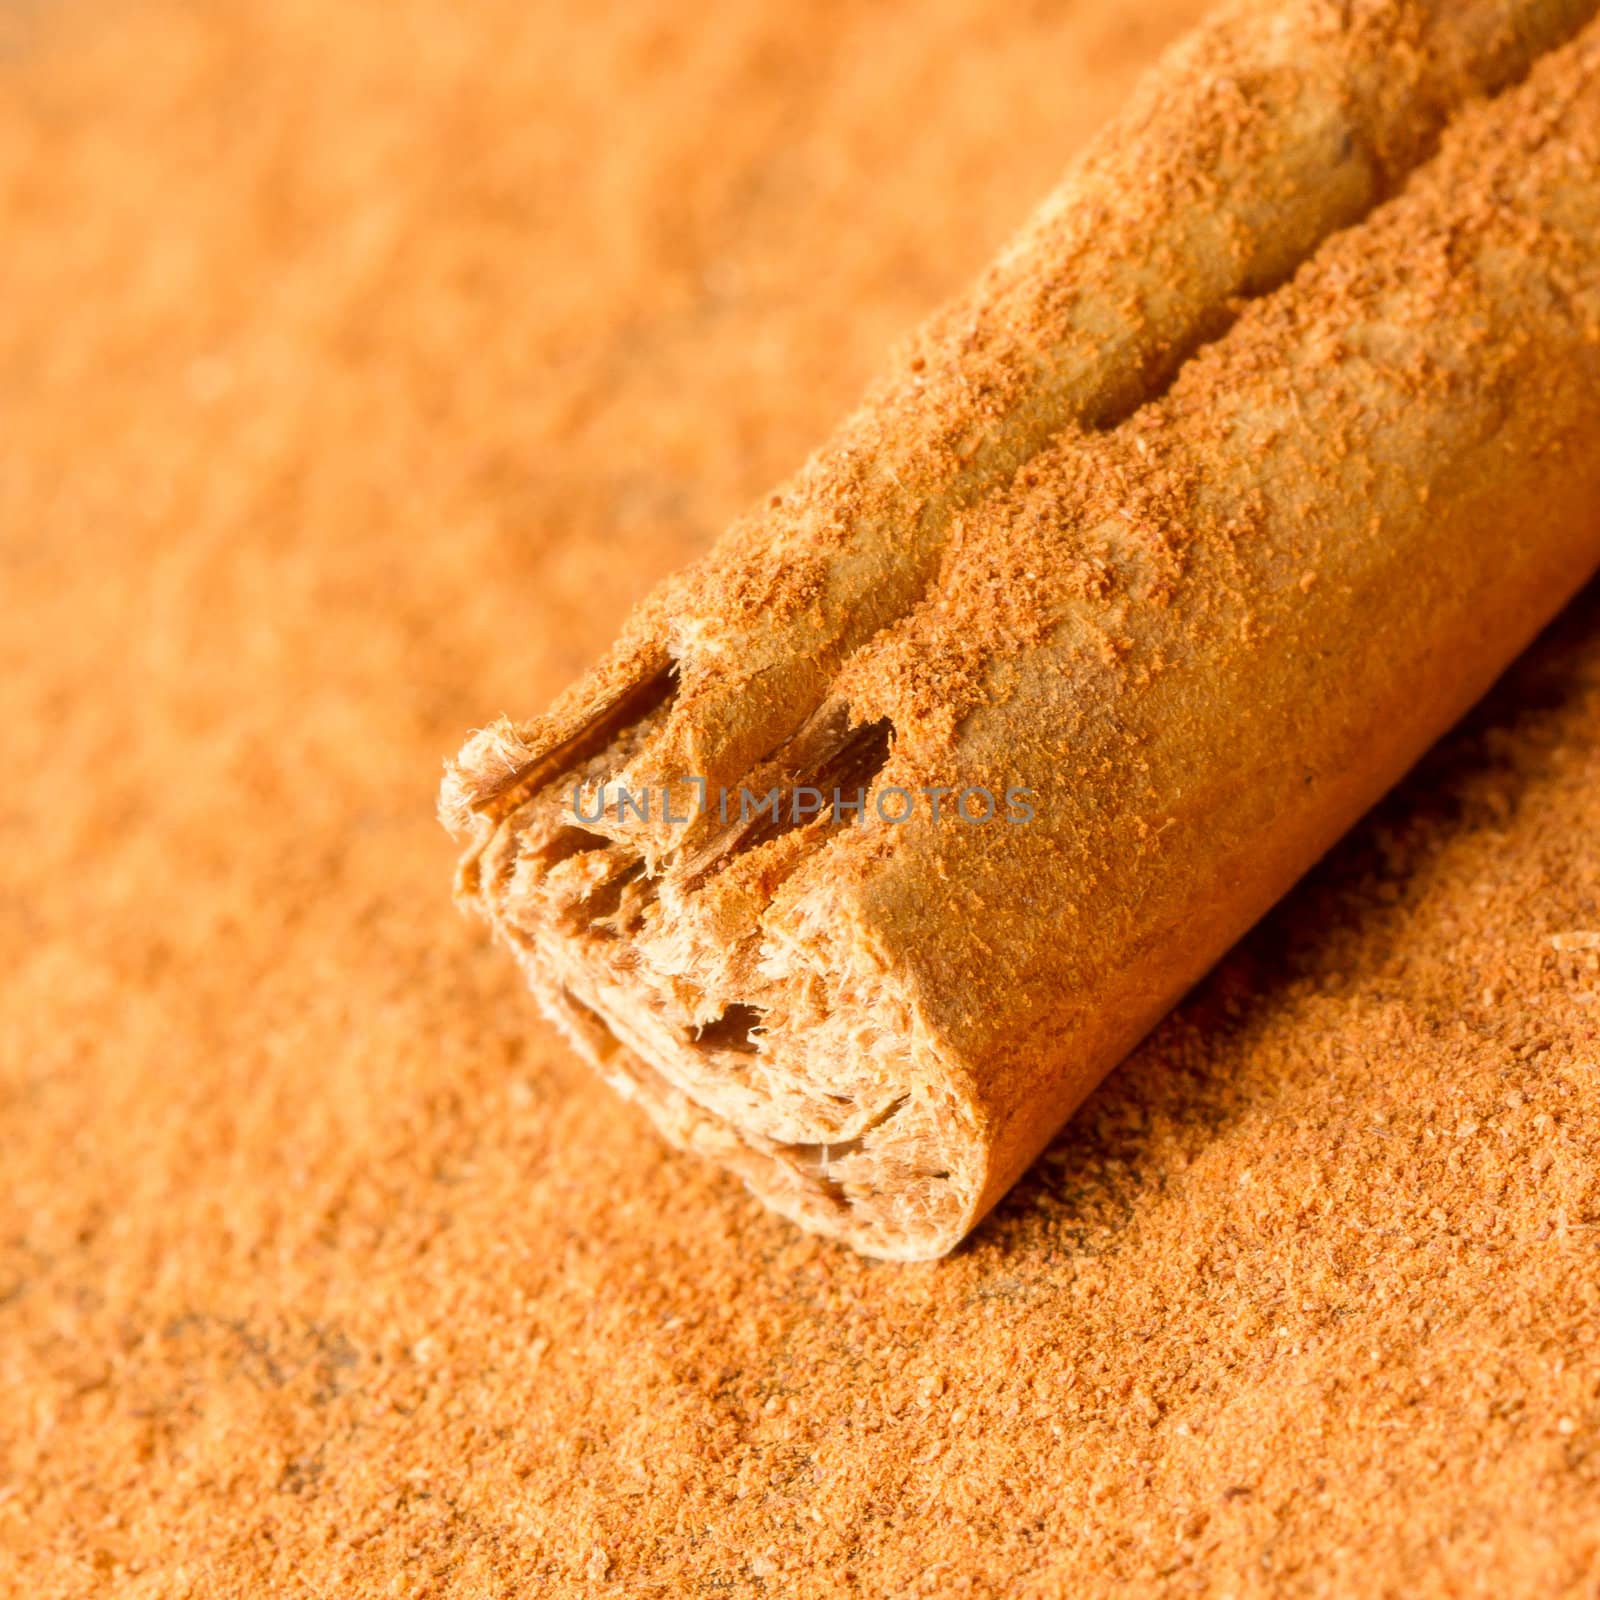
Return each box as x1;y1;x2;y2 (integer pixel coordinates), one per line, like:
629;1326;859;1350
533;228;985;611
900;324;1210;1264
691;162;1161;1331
6;0;1600;1593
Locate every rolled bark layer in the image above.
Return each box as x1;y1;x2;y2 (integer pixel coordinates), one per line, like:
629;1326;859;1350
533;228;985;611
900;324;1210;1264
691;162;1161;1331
445;10;1600;1258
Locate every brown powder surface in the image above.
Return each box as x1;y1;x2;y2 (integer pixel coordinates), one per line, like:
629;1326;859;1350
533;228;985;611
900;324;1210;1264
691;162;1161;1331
4;0;1599;1595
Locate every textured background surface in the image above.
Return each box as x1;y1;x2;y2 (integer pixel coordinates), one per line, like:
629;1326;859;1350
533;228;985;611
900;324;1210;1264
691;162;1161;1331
3;0;1599;1593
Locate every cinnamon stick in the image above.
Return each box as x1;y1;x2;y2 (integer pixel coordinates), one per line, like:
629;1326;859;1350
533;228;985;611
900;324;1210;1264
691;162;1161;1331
444;8;1600;1257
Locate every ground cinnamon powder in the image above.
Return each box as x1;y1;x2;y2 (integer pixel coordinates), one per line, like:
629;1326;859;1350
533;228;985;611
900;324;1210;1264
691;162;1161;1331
3;0;1598;1593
